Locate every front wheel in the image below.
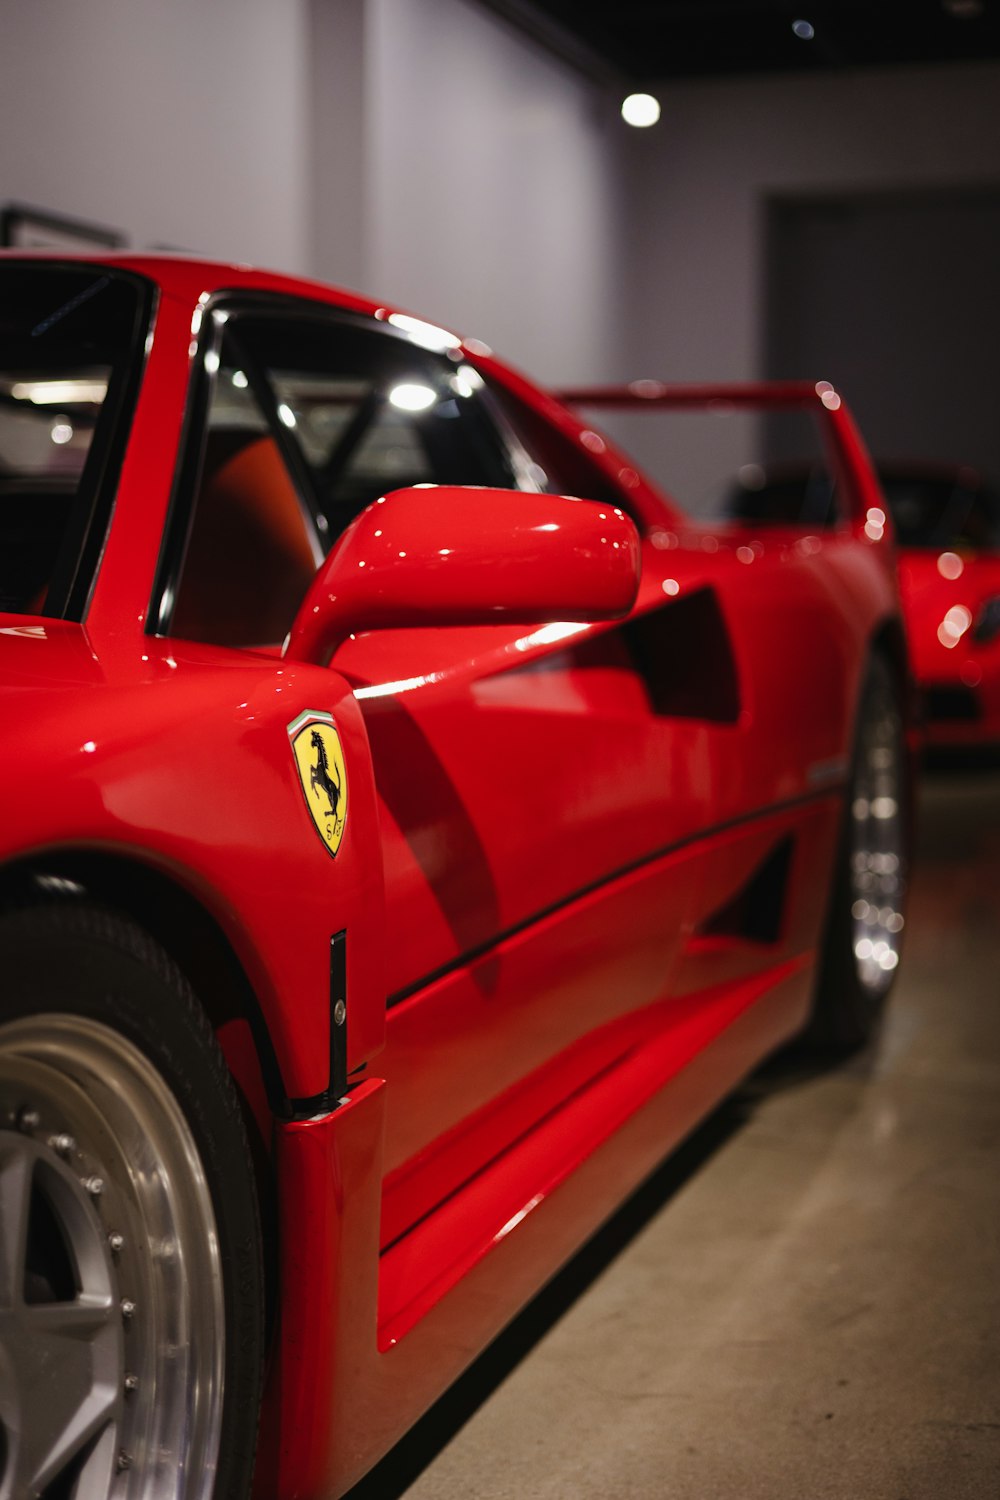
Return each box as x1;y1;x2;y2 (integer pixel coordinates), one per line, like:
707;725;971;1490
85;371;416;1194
806;651;910;1052
0;902;264;1500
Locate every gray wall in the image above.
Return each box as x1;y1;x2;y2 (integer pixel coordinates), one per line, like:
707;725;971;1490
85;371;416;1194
767;191;1000;477
0;0;312;269
621;60;1000;381
3;5;1000;435
607;60;1000;504
0;0;629;384
359;0;629;381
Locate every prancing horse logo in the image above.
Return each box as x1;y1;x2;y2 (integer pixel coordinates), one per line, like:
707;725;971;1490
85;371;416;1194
288;711;348;856
309;729;341;820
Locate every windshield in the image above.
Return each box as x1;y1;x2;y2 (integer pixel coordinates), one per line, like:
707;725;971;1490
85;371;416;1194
0;264;150;616
879;472;1000;550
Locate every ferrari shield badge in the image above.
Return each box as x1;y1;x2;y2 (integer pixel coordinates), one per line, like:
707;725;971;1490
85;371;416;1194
288;710;347;857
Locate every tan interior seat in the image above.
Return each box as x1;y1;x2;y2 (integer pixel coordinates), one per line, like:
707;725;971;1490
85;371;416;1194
171;433;318;647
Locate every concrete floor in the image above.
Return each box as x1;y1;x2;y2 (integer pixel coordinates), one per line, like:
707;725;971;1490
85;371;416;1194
350;767;1000;1500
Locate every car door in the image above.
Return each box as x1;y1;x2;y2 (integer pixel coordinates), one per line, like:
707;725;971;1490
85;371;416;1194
156;299;727;1247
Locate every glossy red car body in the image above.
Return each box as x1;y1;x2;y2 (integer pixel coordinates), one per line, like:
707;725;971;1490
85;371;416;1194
0;258;906;1498
885;465;1000;748
899;552;1000;746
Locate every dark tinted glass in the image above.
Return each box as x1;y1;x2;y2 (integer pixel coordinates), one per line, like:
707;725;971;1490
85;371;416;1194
0;265;147;615
165;308;522;647
879;472;1000;549
486;380;626;509
227;315;518;536
717;464;837;527
553;402;838;525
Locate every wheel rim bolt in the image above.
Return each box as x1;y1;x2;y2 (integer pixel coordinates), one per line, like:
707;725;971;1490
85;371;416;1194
50;1133;76;1156
16;1107;40;1132
108;1231;125;1254
121;1299;136;1321
82;1175;104;1196
124;1372;139;1394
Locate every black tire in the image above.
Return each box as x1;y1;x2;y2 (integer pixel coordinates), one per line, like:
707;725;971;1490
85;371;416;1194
805;651;910;1052
0;900;264;1500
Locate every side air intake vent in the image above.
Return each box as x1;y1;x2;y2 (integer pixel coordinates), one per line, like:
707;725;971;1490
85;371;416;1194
623;587;740;722
699;837;794;946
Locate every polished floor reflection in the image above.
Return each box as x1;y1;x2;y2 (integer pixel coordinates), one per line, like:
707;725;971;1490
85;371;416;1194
348;766;1000;1500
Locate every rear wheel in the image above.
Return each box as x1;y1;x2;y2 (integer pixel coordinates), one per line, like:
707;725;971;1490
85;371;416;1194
807;652;909;1051
0;902;264;1500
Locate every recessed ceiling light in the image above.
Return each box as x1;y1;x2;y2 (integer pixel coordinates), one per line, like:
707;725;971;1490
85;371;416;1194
621;93;661;128
792;18;816;39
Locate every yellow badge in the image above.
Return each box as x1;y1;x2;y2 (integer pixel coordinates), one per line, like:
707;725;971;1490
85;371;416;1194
288;710;347;857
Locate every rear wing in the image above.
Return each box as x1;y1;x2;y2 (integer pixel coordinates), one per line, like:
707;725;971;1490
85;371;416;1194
557;380;887;533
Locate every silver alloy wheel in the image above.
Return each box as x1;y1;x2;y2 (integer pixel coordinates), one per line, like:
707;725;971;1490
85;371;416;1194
849;675;906;997
0;1015;225;1500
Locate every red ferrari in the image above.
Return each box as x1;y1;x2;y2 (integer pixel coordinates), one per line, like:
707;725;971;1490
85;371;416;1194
880;464;1000;748
0;258;909;1500
670;436;1000;749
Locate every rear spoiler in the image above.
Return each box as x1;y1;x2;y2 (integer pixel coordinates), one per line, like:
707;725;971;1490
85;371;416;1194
556;380;885;529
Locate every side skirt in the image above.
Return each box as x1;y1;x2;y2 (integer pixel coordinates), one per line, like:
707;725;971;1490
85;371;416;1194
261;951;812;1499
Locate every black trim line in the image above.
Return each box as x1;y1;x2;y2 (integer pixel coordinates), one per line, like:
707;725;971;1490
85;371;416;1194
284;928;348;1121
70;274;156;620
386;784;845;1011
329;929;348;1099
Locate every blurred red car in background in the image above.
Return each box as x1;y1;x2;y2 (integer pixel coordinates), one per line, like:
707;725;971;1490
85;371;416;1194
880;464;1000;748
633;418;1000;751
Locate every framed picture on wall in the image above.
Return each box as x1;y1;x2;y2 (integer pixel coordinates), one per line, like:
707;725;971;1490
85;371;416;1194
0;202;126;252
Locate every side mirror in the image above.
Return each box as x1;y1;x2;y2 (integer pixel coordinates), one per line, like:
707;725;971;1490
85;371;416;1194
283;485;640;665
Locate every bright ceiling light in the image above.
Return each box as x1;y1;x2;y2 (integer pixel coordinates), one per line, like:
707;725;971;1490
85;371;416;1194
792;18;816;39
388;383;437;413
621;93;661;128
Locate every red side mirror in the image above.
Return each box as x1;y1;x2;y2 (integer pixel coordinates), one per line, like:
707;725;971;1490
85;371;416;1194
283;485;640;665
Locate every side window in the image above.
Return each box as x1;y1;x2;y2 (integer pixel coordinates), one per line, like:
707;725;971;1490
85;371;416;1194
170;355;320;648
483;377;628;510
166;307;521;648
256;321;520;534
713;408;840;528
565;400;840;528
0;267;149;618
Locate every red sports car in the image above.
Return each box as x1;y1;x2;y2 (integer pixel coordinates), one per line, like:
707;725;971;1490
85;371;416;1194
880;464;1000;748
0;258;909;1500
667;435;1000;749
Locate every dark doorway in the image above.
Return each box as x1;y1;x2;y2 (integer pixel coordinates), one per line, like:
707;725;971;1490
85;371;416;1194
765;190;1000;478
